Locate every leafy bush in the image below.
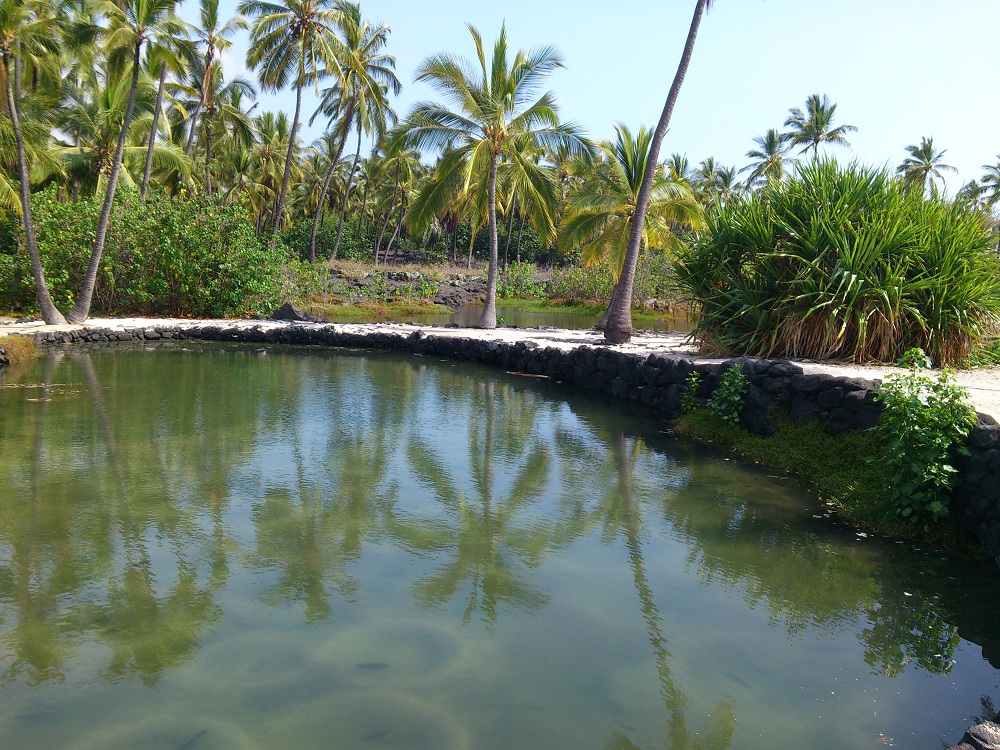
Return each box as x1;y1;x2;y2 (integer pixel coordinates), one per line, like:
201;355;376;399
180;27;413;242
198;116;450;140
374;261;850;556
707;364;748;424
498;261;545;299
873;349;977;521
2;189;289;317
681;370;702;414
675;160;1000;365
548;263;616;303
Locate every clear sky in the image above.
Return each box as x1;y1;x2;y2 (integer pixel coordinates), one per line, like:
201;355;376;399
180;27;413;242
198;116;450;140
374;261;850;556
199;0;1000;193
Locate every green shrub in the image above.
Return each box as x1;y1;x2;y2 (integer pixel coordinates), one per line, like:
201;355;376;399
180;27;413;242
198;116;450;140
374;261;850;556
681;370;702;414
3;189;289;317
873;348;977;521
675;160;1000;365
548;264;616;303
707;364;748;424
498;261;545;299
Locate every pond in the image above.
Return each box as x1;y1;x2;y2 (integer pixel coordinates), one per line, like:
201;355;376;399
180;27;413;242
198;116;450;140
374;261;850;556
332;303;693;332
0;344;997;749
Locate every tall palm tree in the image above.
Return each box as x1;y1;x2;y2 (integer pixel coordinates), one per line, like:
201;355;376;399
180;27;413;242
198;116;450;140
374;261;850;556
239;0;346;235
403;24;589;328
66;0;186;324
139;11;194;200
183;0;247;159
896;136;956;197
192;61;256;194
308;1;399;262
740;128;794;188
0;0;66;323
783;93;857;157
559;123;703;287
604;0;714;344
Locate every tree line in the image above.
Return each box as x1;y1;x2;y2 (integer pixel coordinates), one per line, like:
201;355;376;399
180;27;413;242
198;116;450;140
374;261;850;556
4;0;999;342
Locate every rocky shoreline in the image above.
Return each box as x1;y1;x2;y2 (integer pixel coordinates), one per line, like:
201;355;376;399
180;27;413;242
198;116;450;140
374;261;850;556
3;316;1000;566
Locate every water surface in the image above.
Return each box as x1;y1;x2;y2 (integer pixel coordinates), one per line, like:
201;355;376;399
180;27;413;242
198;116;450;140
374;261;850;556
0;344;996;749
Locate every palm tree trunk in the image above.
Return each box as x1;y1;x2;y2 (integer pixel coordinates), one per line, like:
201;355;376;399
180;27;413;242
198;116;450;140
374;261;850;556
331;123;362;261
604;0;708;344
466;227;475;270
357;180;369;244
310;108;352;262
184;100;203;158
374;161;401;266
140;61;168;202
502;194;515;273
271;80;302;236
516;211;526;262
185;49;213;158
204;124;213;195
66;42;144;325
4;53;66;325
477;155;500;329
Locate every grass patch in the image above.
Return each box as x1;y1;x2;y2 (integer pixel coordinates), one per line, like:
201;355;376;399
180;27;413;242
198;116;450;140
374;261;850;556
675;409;978;553
0;335;38;366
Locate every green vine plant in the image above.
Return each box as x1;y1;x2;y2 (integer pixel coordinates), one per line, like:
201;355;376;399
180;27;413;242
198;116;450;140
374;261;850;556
681;370;702;414
873;348;977;522
707;364;748;424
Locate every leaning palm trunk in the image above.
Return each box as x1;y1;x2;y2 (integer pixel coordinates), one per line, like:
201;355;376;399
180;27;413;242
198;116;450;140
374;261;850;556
4;52;66;325
271;81;302;235
140;61;168;201
66;43;144;324
330;124;362;261
477;155;500;329
604;0;708;344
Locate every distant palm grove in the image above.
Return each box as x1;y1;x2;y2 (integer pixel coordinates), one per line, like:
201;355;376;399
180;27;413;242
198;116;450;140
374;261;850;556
2;0;998;360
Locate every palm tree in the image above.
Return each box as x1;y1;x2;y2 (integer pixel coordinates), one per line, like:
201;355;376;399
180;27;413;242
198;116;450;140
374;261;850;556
139;10;194;200
896;136;956;197
981;158;1000;208
308;1;399;262
740;128;794;187
693;157;739;208
65;0;186;324
665;152;693;184
56;66;189;195
957;179;985;210
403;24;588;328
239;0;346;235
183;0;247;159
559;124;704;327
0;0;66;323
603;0;714;345
193;62;257;194
783;93;857;157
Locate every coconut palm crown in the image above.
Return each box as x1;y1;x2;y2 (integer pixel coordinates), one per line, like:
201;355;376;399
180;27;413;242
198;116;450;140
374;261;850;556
784;93;857;156
402;23;590;329
560;123;704;277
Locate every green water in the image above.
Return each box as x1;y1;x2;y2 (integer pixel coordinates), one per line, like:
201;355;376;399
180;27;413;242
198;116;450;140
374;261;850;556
333;303;693;332
0;344;997;749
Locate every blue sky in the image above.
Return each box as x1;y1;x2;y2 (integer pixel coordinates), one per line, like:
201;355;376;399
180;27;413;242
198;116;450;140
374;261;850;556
197;0;1000;193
